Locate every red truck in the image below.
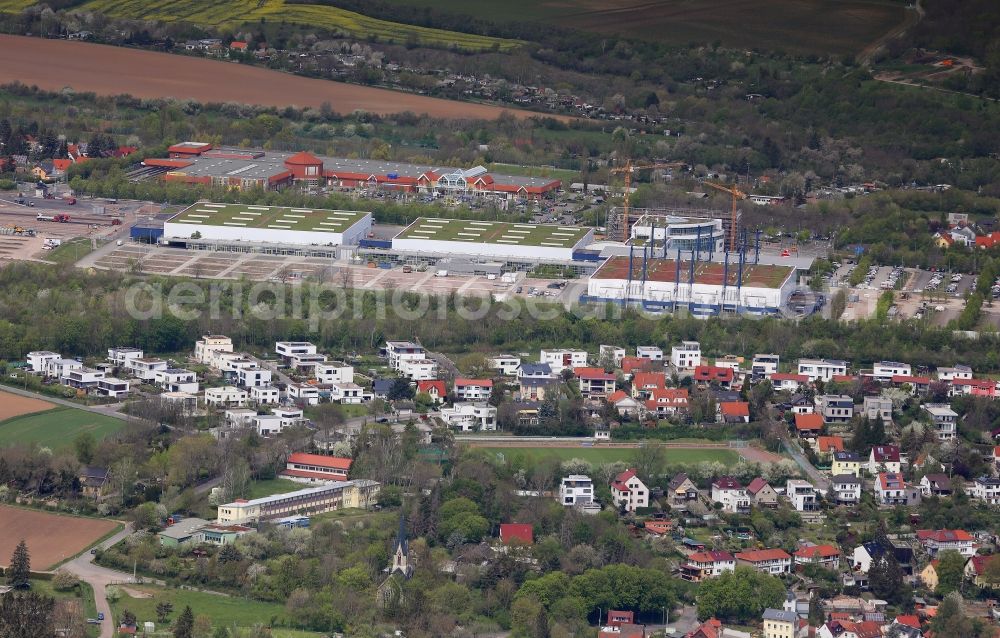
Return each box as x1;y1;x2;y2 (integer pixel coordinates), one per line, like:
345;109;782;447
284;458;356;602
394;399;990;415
111;219;122;226
53;214;70;223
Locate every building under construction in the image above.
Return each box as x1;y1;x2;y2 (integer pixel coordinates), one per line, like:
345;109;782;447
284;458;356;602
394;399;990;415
607;207;741;249
583;230;796;316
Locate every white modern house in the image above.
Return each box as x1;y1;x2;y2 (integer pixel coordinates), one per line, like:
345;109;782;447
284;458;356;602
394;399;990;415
922;403;958;441
489;354;522;377
204;386;249;407
872;361;911;382
329;382;364;404
785;479;817;512
154;368;199;393
540;349;588;374
440;403;497;432
107;347;144;368
315;362;354;385
711;477;750;513
671;341;701;369
797;358;848;382
559;475;594;506
250;385;280;405
751;354;780;377
194;335;234;366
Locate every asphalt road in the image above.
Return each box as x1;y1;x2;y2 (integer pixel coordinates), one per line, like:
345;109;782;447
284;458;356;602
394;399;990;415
64;524;136;638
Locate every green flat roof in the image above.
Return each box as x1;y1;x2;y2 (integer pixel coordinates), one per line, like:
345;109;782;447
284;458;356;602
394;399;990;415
395;217;591;247
169;203;369;233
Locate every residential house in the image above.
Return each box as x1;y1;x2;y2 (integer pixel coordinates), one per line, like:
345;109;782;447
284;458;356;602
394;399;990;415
671;341;701;369
45;357;82;380
275;341;317;361
693;365;734;389
736;549;792;575
631;372;665;399
817;620;883;638
280;452;351;483
797;358;848;382
873;361;912;382
79;466;109;499
816;395;854;423
861;396;893;422
785;479;818;511
621;356;655;376
970;476;1000;505
919;473;952;497
416;380;447;404
667;473;699;507
26;350;61;373
97;377;130;399
747;477;779;508
937;364;973;382
372;379;394;400
686;619;752;638
286;383;320;406
610;469;649;512
718;401;751;423
329;382;364;404
964;554;1000;589
559;475;594;506
920;561;940;590
489;354;521;377
236;364;273;389
922;404;958;441
315;362;353;385
607;390;641;417
195;335;234;366
539;348;587;374
794;544;840;570
440;402;497;432
644;388;689;418
771;373;809;392
752;354;780;377
831;474;862;504
204;386;248;407
518;363;560;400
250;385;280;405
160;391;198;415
916;529;976;557
714;355;743;372
892;374;932;396
869;445;902;474
61;367;106;392
762;608;798;638
398;357;438;381
385;341;437;380
681;551;736;581
107;346;144;368
154;368;199;393
816;436;845;459
454;378;493;401
787;394;814;415
794;413;823;439
875;472;920;506
499;523;533;545
124;357;168;382
831;451;862;477
599;623;646;638
636;346;664;361
224;408;256;427
574;367;616;398
711;477;749;513
853;540;914;574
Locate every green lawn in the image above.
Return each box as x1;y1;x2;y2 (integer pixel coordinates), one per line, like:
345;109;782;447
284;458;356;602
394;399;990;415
246;478;306;499
479;446;739;466
396;217;590;246
0;407;126;450
30;578;100;637
46;237;94;265
109;585;324;638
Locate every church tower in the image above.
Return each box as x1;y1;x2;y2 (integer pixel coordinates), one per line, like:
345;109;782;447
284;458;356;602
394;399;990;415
390;512;412;578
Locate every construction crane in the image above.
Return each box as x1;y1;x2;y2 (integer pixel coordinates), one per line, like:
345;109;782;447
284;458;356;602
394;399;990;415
704;181;746;251
608;160;686;242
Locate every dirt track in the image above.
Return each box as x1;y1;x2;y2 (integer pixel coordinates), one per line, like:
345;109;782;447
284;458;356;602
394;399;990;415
0;35;555;120
0;390;54;421
0;505;118;570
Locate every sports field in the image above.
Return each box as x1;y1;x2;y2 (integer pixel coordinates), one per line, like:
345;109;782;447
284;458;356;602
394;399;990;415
0;505;119;570
170;202;369;233
396;218;592;246
481;446;740;465
0;390;54;421
0;0;517;51
0;406;126;450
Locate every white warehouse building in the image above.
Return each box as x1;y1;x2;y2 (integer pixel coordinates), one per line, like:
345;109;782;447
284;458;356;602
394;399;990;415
164;202;372;247
585;255;796;316
391;217;594;262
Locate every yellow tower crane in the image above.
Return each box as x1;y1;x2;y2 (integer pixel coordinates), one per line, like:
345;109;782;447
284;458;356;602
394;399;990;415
608;160;686;242
704;181;746;251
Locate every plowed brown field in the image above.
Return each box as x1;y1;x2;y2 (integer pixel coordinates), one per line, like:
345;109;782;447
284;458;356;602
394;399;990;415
0;505;118;569
0;390;54;421
0;35;558;120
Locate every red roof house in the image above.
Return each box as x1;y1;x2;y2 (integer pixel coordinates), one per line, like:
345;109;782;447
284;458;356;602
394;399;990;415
499;523;533;545
718;401;750;423
693;365;735;387
280;452;351;482
416;379;447;403
794;413;823;437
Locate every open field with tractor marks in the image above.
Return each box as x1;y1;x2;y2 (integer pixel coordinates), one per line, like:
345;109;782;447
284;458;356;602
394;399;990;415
0;505;120;570
0;389;54;421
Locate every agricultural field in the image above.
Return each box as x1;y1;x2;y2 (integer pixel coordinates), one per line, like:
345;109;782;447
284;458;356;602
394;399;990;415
480;446;740;466
109;584;325;638
381;0;907;55
0;0;518;51
0;505;120;569
0;389;54;421
0;405;126;450
0;36;546;120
